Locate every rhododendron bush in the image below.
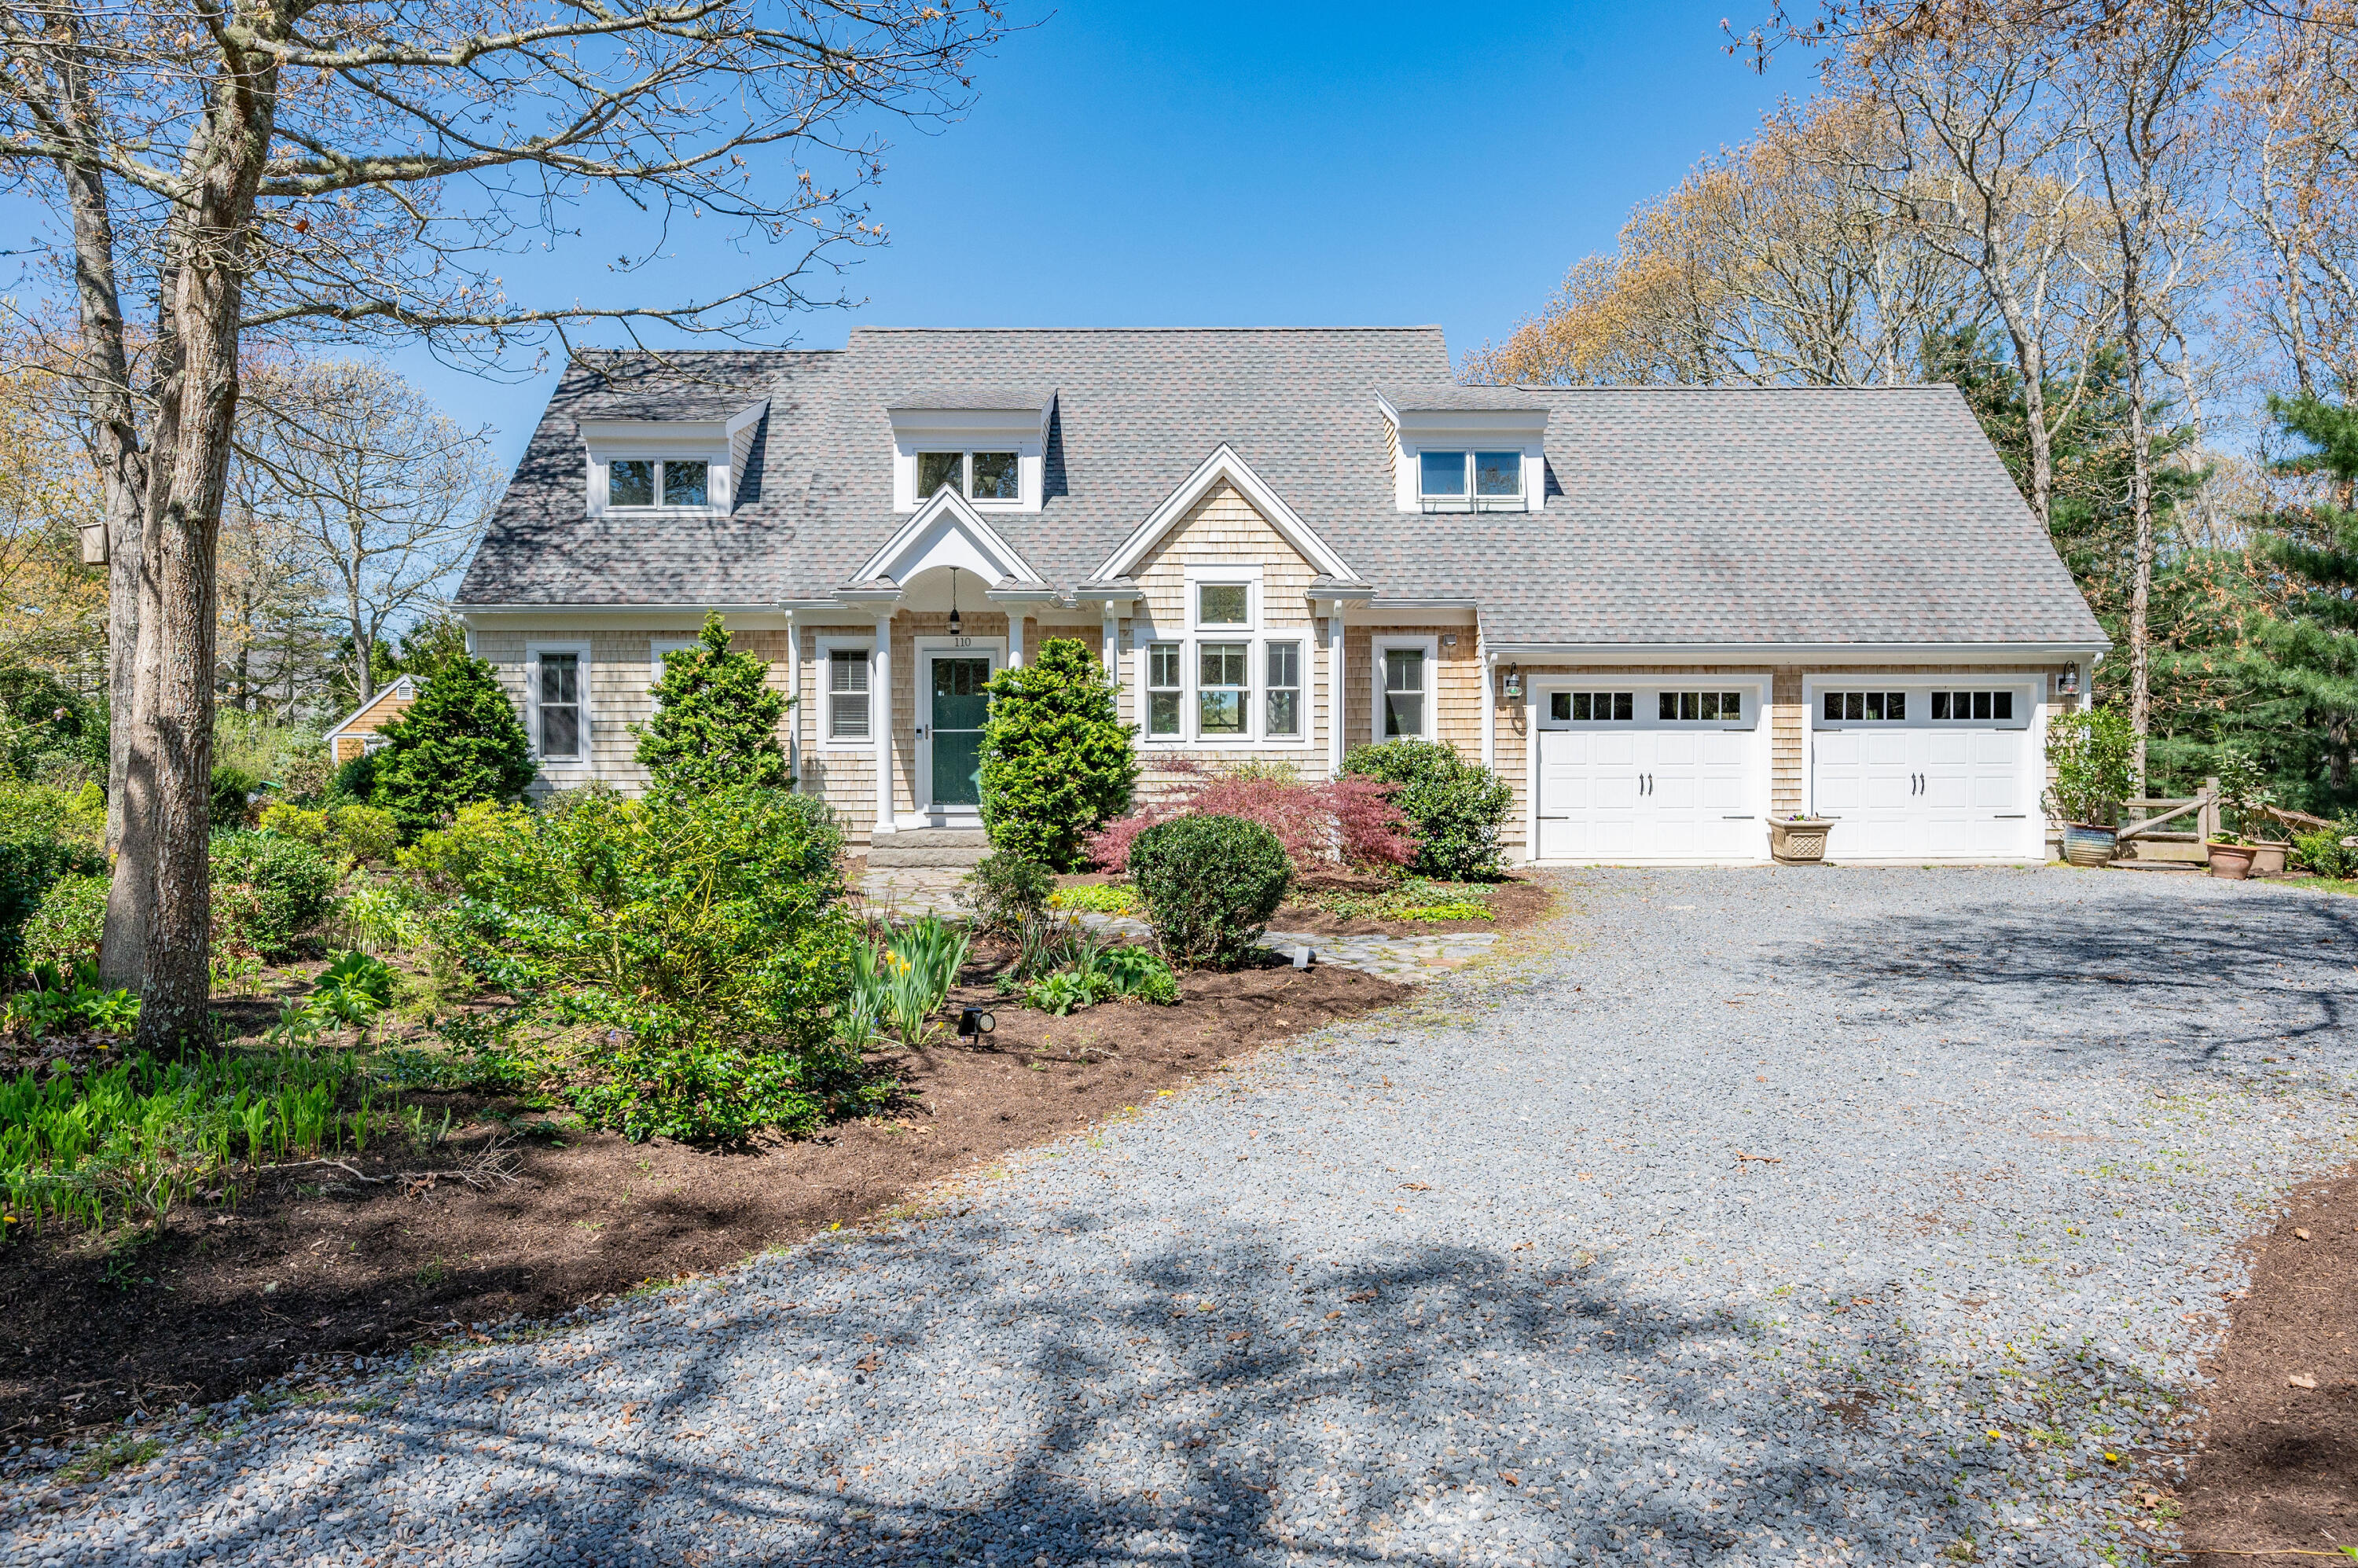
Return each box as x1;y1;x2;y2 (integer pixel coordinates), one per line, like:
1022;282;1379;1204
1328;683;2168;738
1083;762;1415;875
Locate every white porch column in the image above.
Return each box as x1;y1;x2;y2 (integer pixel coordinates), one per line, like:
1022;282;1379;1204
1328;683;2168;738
1325;600;1346;777
1101;605;1119;678
1008;612;1028;670
1480;645;1497;771
872;609;895;836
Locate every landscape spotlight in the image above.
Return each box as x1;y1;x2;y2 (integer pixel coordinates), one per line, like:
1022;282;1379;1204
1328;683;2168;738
958;1005;995;1039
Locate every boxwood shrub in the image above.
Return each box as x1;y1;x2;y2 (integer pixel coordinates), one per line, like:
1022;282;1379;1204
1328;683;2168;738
1341;739;1514;880
1129;813;1291;969
209;829;339;959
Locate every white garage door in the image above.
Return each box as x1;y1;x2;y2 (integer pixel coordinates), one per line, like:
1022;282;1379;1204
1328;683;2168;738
1809;684;2040;860
1534;685;1763;861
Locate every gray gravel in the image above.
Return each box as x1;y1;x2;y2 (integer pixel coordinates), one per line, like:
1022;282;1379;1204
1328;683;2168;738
11;865;2357;1567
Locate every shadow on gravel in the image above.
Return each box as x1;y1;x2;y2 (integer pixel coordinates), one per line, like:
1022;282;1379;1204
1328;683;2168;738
1757;887;2358;1066
160;1221;2131;1566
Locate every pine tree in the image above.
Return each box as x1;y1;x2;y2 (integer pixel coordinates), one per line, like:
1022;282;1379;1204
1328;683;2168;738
979;637;1138;869
634;611;789;794
2245;395;2358;806
369;654;536;839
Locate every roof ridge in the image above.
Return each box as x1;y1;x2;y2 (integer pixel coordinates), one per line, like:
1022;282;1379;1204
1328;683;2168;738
1489;381;1962;393
847;325;1446;336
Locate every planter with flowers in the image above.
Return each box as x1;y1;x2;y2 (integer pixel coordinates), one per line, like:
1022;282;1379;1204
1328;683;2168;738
1768;814;1835;865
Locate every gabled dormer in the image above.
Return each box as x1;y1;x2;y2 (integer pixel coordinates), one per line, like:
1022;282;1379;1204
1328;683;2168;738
1376;387;1549;514
887;389;1054;512
580;399;767;517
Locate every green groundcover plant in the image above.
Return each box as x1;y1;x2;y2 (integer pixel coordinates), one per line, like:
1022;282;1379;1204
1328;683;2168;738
430;785;872;1141
979;638;1139;870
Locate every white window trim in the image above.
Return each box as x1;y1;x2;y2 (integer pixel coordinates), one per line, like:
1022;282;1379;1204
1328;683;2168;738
648;636;699;706
586;450;731;518
1132;613;1313;750
1185;563;1264;634
524;641;593;769
815;635;876;751
1372;635;1442;744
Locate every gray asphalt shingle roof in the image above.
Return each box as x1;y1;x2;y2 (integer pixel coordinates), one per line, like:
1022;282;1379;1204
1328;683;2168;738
457;327;2104;651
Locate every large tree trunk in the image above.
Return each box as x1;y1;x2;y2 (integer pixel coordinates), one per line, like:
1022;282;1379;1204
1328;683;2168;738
132;46;280;1054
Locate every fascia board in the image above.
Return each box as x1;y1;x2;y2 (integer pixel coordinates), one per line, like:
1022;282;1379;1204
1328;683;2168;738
1482;640;2112;663
1390;408;1552;440
1093;444;1354;582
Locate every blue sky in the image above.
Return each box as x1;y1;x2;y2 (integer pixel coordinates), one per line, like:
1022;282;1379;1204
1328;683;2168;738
406;1;1822;465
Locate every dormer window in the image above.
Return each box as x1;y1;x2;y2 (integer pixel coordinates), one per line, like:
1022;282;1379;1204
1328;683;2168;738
1417;450;1524;509
608;458;708;509
919;450;1021;502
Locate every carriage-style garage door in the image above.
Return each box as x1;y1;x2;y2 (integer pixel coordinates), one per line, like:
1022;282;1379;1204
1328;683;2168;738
1809;683;2041;861
1533;684;1765;861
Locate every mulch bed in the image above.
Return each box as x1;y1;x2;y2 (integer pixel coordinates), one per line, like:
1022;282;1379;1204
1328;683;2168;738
0;949;1405;1451
1056;870;1555;939
2176;1161;2358;1562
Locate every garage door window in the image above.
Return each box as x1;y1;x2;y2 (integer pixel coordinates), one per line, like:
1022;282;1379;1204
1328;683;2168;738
1933;690;2014;721
1823;691;1907;722
1552;691;1633;722
1658;690;1743;722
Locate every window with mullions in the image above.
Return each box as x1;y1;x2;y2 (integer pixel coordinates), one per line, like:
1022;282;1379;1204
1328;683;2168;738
1198;643;1249;735
1416;450;1524;505
1932;690;2014;722
538;654;582;759
1823;691;1907;722
1265;642;1302;737
827;649;870;740
1383;648;1427;738
918;450;1021;501
1551;691;1633;722
1658;691;1743;722
1148;643;1183;736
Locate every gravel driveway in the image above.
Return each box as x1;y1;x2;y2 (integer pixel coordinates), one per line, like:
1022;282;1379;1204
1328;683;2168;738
13;867;2357;1567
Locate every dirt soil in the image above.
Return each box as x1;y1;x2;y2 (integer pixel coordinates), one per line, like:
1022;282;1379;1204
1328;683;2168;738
2176;1161;2358;1562
0;953;1405;1449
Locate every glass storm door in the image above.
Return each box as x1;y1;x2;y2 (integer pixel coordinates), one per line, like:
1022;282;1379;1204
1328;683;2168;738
930;657;992;806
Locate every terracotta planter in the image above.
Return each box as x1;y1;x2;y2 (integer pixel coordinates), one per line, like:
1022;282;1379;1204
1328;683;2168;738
2206;842;2257;880
2061;823;2117;868
1769;817;1834;865
2250;842;2288;876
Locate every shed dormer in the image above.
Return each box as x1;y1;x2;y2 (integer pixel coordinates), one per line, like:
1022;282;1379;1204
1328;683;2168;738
887;389;1054;512
580;399;767;516
1376;387;1550;514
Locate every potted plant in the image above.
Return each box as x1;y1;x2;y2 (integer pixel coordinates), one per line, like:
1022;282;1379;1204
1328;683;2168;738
2207;747;2273;881
1768;813;1835;865
2044;707;2136;867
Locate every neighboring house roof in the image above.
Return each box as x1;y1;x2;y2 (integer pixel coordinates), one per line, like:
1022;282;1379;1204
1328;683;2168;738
457;328;2106;652
322;676;418;744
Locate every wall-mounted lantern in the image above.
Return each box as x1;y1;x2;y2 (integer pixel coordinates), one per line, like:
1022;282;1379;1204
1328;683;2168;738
1502;664;1522;702
2057;663;2081;696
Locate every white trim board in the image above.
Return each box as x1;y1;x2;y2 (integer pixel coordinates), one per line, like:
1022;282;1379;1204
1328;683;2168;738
851;485;1049;590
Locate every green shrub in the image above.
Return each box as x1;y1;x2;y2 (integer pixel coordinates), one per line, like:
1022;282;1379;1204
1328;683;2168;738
327;804;400;865
259;803;328;844
957;852;1055;935
1340;739;1514;880
208;830;338;960
330;751;378;803
2044;707;2136;828
0;837;105;972
0;780;105;850
277;741;332;803
21;873;107;972
979;638;1139;870
369;655;536;841
1129;814;1291;969
2295;824;2358;879
210;765;261;830
634;611;789;793
435;785;869;1141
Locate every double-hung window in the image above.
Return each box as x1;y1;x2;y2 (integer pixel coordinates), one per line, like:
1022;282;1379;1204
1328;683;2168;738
828;648;871;740
1198;643;1248;735
1147;643;1184;737
1137;575;1310;744
537;652;583;761
1265;642;1302;737
1383;648;1427;739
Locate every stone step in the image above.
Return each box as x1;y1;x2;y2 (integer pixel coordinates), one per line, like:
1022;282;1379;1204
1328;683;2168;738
865;828;990;868
2120;840;2209;863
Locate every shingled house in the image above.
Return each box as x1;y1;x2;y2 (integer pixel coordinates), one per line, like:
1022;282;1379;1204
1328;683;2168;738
454;326;2106;866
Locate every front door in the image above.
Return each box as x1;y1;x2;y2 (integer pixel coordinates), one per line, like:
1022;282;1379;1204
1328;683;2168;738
928;656;992;806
